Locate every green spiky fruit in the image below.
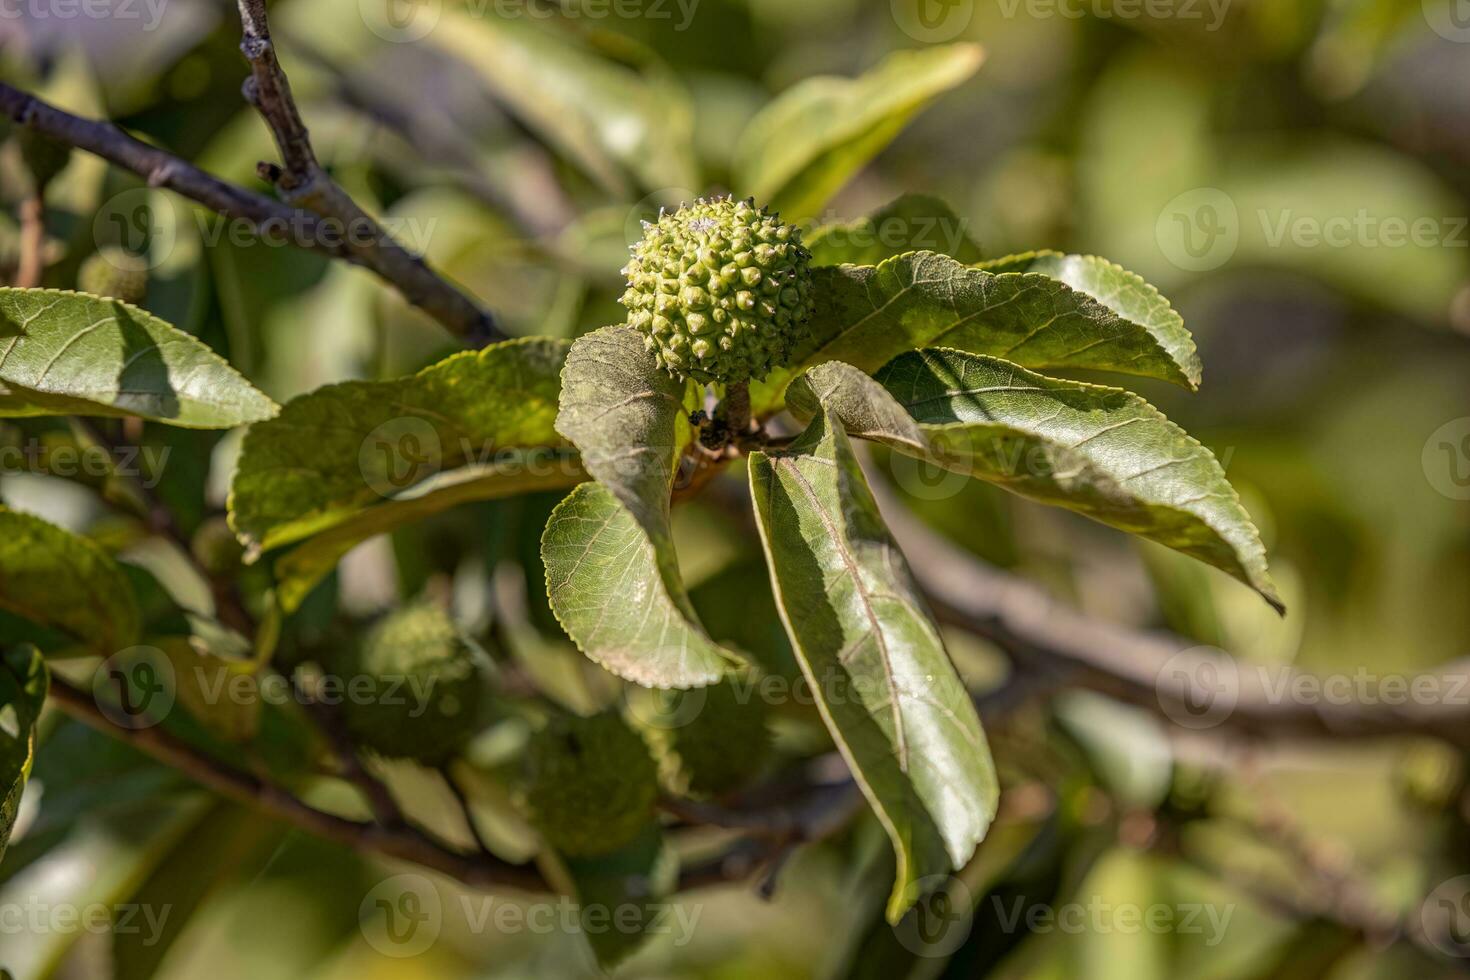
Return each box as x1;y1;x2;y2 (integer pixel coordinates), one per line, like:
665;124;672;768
16;127;71;188
521;711;658;857
78;248;149;305
335;603;485;762
637;680;772;799
620;197;814;384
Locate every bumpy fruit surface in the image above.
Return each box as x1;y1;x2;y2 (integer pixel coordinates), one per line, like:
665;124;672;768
16;127;71;187
78;248;149;305
335;603;484;762
638;680;772;799
620;197;814;384
521;711;658;857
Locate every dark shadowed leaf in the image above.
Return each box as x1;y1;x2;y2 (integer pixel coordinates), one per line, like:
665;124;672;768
564;826;678;970
0;509;141;654
788;356;1281;610
543;326;743;688
273;456;587;612
1;645;47;864
749;406;998;922
0;288;276;428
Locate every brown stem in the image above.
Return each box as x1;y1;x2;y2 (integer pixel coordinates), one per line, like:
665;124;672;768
0;85;502;345
48;676;547;891
233;0;502;347
720;381;752;440
15;188;46;288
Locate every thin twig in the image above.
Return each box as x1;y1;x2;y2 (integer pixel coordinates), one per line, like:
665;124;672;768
14;188;46;287
0;83;502;344
865;477;1470;748
233;0;502;347
290;672;407;829
48;675;547;891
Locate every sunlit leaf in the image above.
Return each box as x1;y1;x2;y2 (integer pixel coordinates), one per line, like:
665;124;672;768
761;251;1201;412
749;405;998;922
789;356;1281;610
0;288;277;428
543;326;743;688
229;337;570;557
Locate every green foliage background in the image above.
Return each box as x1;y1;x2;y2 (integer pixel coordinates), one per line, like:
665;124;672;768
1;0;1468;977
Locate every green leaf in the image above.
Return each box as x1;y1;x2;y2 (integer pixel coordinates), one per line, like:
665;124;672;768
543;326;743;688
273;456;586;613
766;251;1200;406
112;802;287;980
977;250;1194;371
748;407;998;923
565;826;678;970
789;355;1281;610
229;337;570;557
0;508;141;654
429;10;697;196
806;194;982;267
0;288;277;428
151;636;262;744
1;645;47;864
734;44;984;220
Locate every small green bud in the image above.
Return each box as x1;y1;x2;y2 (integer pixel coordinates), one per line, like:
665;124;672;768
334;603;485;762
16;126;71;188
190;515;245;577
78;248;149;305
521;711;658;857
621;197;814;384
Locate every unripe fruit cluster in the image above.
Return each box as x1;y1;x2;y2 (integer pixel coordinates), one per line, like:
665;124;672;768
521;711;658;857
334;603;484;763
637;680;772;799
620;197;814;384
78;248;149;305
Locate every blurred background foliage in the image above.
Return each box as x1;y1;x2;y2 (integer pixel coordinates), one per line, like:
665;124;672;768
2;0;1469;976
